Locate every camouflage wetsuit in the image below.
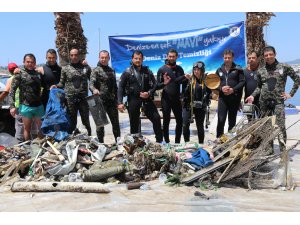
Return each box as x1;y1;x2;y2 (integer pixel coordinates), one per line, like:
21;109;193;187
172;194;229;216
9;68;42;108
252;60;300;149
90;62;120;142
57;62;92;135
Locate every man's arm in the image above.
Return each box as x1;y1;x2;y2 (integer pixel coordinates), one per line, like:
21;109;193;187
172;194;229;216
55;67;66;89
182;80;191;108
117;72;128;104
251;72;262;98
113;70;118;105
287;65;300;97
89;68;98;93
232;69;245;92
245;71;262;103
156;68;165;90
8;73;21;117
215;68;224;92
117;71;129;112
0;77;12;101
148;69;157;96
174;67;187;84
86;65;92;80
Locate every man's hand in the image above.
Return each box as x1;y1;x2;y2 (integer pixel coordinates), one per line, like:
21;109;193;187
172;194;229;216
221;85;230;93
82;59;88;66
140;92;149;99
36;67;44;75
13;68;21;74
184;74;192;80
10;107;16;118
245;96;254;104
163;72;171;85
50;85;57;90
281;92;291;101
93;89;100;95
117;104;125;113
222;86;234;95
226;88;234;95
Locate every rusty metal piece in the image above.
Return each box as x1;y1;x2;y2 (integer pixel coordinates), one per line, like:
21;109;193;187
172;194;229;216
127;182;144;190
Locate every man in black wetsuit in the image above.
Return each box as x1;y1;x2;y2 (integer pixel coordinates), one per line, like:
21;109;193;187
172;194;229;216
244;50;260;119
216;49;245;138
37;49;61;109
157;48;190;143
117;50;163;143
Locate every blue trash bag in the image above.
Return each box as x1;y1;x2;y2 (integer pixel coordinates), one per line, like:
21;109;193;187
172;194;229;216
41;88;70;141
184;148;213;170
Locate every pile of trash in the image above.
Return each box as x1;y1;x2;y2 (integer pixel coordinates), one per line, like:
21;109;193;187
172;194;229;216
0;116;298;193
181;116;298;190
0;129;215;192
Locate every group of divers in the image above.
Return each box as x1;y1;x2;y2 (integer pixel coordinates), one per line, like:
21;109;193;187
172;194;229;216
1;46;299;151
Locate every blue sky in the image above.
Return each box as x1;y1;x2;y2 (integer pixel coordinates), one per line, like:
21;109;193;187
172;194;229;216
0;12;299;67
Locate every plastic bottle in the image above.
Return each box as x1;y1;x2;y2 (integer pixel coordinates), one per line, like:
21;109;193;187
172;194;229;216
68;173;83;182
159;173;168;184
139;183;151;190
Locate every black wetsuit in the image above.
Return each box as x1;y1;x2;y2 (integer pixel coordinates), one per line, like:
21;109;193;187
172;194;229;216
182;76;211;143
244;67;260;118
41;62;61;109
216;62;245;137
157;63;186;143
118;65;163;143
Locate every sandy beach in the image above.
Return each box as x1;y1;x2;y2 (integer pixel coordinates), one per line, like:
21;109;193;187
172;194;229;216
1;102;300;213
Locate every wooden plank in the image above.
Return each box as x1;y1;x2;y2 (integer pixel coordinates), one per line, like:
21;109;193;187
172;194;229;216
181;158;232;184
46;141;65;161
212;117;270;162
0;161;17;185
216;135;252;184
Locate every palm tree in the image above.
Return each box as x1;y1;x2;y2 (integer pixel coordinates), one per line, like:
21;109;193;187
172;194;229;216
246;12;275;65
54;12;88;66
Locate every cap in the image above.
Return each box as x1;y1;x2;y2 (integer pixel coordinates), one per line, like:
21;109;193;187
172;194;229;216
8;62;18;73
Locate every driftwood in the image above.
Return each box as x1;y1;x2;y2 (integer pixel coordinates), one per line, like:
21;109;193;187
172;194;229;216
216;135;252;184
0;159;24;186
46;141;65;161
0;161;15;176
0;161;17;184
11;182;110;193
220;126;281;183
212;117;270;162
